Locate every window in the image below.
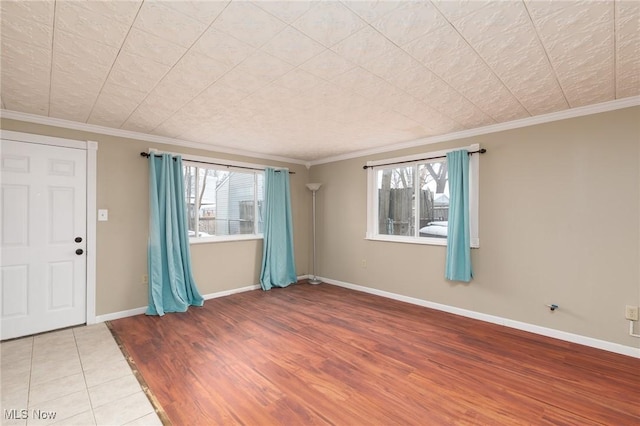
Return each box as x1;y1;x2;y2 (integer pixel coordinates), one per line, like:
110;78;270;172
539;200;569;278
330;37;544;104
183;162;264;242
366;144;479;247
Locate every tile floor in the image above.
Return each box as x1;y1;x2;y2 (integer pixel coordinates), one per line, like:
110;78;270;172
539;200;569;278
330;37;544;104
1;323;162;425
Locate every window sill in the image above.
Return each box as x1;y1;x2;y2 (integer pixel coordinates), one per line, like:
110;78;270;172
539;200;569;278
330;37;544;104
365;234;479;248
365;234;447;246
189;234;263;244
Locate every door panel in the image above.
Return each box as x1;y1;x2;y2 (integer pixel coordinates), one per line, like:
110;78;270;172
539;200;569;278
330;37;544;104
1;265;28;317
2;184;29;246
1;139;87;339
50;187;75;244
49;261;74;309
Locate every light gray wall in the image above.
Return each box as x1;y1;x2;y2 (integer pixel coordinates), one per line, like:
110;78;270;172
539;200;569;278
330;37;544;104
309;107;640;348
0;119;311;316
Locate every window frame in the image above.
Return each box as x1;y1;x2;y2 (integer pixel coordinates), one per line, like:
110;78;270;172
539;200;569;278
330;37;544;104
171;153;266;244
365;143;480;248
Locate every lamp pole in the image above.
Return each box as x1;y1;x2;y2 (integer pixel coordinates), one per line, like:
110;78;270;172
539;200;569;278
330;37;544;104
306;183;322;284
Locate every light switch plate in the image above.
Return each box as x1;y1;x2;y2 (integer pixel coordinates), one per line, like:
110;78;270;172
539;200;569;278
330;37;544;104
98;209;108;221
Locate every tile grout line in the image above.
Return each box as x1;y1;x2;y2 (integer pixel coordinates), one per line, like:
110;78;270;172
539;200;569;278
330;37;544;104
71;327;98;426
4;326;159;426
105;322;171;426
31;330;92;425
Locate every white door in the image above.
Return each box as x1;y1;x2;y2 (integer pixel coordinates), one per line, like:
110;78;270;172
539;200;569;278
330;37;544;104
1;139;87;340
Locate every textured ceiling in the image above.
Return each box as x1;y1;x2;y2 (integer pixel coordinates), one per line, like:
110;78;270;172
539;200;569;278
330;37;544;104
1;1;638;161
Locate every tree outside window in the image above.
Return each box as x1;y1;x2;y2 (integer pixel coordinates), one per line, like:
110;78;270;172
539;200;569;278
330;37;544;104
183;165;264;240
377;160;449;238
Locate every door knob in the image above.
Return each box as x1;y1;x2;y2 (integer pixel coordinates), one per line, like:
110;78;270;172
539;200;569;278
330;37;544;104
76;249;84;255
75;237;83;243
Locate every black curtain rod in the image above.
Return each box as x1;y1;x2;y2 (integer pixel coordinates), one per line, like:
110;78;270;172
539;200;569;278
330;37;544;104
362;148;487;170
140;152;294;174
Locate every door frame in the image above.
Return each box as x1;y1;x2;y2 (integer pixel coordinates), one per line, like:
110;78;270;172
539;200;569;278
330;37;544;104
1;129;98;325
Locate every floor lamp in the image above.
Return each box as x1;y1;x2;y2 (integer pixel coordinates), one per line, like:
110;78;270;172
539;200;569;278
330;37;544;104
306;183;322;285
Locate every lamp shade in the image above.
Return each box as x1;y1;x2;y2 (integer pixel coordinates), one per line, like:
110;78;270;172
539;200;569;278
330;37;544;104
306;183;322;191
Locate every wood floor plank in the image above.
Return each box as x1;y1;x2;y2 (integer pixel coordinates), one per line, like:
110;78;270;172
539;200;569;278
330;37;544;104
109;282;640;425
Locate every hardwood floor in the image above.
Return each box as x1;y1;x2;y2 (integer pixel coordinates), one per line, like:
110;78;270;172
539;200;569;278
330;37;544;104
109;282;640;425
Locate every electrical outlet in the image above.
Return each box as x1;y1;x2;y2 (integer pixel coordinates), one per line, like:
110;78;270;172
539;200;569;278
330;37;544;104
142;274;148;285
361;259;367;268
625;305;639;321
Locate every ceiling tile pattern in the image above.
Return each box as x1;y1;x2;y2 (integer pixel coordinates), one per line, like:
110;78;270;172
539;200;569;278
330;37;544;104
1;0;638;161
616;0;640;98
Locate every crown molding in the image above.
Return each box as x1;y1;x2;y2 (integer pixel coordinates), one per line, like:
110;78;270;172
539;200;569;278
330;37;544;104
309;96;640;166
3;96;638;168
0;109;308;166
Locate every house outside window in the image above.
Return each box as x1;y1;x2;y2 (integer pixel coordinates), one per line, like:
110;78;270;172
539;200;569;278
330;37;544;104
183;163;264;243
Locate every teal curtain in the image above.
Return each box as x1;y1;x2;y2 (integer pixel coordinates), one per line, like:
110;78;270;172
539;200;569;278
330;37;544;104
147;154;204;315
445;150;473;282
260;168;297;290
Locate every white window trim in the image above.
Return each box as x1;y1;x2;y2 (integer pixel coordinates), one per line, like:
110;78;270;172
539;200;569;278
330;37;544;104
189;234;263;244
184;161;264;244
149;148;278;173
366;143;480;248
148;149;272;244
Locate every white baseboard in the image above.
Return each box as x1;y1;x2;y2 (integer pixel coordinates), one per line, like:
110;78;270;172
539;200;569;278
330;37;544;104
95;307;147;323
95;285;261;322
202;284;260;300
95;276;311;323
321;276;640;359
